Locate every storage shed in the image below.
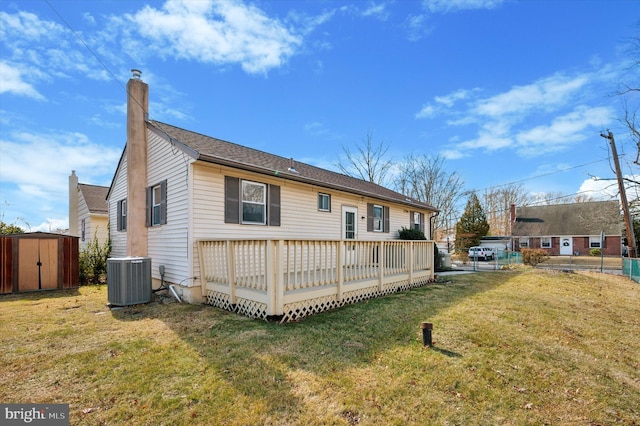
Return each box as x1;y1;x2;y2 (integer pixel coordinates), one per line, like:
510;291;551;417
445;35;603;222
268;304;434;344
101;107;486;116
0;232;79;294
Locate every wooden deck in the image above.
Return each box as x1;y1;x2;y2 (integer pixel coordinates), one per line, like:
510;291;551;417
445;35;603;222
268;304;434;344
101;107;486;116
198;239;435;322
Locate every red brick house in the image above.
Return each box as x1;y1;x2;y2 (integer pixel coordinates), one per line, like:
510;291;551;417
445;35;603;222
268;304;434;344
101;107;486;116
511;201;623;256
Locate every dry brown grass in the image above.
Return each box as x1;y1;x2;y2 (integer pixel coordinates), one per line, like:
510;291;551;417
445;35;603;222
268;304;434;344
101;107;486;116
1;268;638;425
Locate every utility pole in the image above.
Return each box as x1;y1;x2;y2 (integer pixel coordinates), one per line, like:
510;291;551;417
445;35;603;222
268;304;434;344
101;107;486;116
600;131;637;258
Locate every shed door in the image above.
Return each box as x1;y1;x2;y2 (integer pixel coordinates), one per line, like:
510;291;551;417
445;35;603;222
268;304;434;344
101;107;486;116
18;239;58;291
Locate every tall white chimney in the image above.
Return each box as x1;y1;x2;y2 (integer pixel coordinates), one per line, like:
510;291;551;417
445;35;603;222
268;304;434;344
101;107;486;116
126;69;149;256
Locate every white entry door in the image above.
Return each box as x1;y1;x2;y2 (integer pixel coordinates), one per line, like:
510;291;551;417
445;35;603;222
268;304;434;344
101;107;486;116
560;237;573;255
342;206;358;265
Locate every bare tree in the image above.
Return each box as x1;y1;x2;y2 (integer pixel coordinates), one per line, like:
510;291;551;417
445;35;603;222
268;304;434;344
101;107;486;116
480;184;531;235
336;132;394;186
393;154;465;241
617;33;640;165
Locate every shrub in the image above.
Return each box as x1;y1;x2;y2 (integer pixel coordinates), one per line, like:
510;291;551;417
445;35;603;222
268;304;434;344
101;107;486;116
398;227;426;240
589;248;602;256
79;231;111;284
521;248;549;266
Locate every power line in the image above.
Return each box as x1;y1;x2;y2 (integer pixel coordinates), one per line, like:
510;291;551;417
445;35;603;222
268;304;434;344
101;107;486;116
43;0;149;116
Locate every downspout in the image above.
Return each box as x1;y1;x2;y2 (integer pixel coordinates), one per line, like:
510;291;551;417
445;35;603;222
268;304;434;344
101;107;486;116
429;211;440;241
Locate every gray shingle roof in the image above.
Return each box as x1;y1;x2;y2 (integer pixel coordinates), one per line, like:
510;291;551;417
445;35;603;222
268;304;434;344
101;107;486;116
148;120;437;211
78;183;109;214
512;201;622;236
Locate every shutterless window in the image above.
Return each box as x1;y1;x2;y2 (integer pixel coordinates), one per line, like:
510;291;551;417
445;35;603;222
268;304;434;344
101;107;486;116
373;205;383;232
318;193;331;211
541;237;551;248
242;180;266;224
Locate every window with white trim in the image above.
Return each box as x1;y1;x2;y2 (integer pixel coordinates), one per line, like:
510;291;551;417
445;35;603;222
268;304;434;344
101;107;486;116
117;199;127;231
541;237;551;248
373;205;383;232
589;236;601;248
242;180;267;224
146;180;167;227
152;185;162;226
519;238;529;248
413;212;421;231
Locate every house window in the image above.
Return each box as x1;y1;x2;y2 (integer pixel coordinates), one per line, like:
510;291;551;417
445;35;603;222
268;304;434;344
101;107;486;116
117;199;127;231
81;218;86;241
373;205;383;232
242;180;266;224
541;237;551;248
367;203;389;233
413;212;422;231
146;180;167;227
318;193;331;212
152;185;162;225
589;236;601;248
519;238;529;248
224;176;280;226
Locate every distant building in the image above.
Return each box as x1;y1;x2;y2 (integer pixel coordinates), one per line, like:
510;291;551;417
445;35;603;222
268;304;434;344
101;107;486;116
511;201;623;256
68;171;109;251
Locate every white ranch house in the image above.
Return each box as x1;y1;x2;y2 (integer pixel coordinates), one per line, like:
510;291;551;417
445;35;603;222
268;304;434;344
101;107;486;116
107;71;438;321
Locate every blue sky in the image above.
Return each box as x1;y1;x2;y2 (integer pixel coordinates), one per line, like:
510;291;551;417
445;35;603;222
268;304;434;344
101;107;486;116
1;0;638;232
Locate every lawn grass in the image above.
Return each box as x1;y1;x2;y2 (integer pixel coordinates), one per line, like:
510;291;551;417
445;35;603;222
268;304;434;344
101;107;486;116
1;268;639;425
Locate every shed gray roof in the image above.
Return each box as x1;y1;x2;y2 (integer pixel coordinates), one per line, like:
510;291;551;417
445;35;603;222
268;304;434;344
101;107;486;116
78;183;109;214
512;201;622;237
148;120;437;211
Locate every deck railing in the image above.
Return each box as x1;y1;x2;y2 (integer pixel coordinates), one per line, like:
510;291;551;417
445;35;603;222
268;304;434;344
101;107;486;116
198;239;434;322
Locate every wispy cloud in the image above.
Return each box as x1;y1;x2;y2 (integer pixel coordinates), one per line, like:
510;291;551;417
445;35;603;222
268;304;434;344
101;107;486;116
423;0;505;13
0;62;44;100
417;69;616;158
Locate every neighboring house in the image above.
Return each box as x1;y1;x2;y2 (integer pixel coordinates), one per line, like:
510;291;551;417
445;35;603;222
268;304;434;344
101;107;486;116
511;201;623;256
68;171;109;251
106;71;438;319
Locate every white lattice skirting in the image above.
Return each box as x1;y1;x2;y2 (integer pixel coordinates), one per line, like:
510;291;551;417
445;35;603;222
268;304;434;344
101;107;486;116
205;277;434;322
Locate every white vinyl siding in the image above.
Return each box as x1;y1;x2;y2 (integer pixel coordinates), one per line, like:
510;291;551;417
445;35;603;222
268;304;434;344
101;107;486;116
146;130;191;289
108;154;128;258
191;162;432;244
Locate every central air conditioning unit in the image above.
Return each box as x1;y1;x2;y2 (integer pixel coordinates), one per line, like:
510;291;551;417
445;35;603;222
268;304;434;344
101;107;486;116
107;257;152;306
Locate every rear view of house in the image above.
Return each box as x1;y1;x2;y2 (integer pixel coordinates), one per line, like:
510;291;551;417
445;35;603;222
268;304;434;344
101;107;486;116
106;70;438;320
511;201;623;256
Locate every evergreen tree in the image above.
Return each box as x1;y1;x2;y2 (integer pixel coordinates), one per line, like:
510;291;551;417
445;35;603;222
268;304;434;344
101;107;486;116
455;193;490;253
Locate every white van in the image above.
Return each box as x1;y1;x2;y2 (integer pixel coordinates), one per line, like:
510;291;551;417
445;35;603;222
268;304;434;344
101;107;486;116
468;246;495;261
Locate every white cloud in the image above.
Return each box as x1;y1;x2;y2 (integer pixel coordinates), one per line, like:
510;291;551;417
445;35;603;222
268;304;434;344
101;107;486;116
404;14;434;42
128;0;302;74
416;89;474;118
362;3;389;20
0;130;121;200
473;74;589;118
515;106;614;156
0;62;44;100
423;0;505;13
415;104;437;119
